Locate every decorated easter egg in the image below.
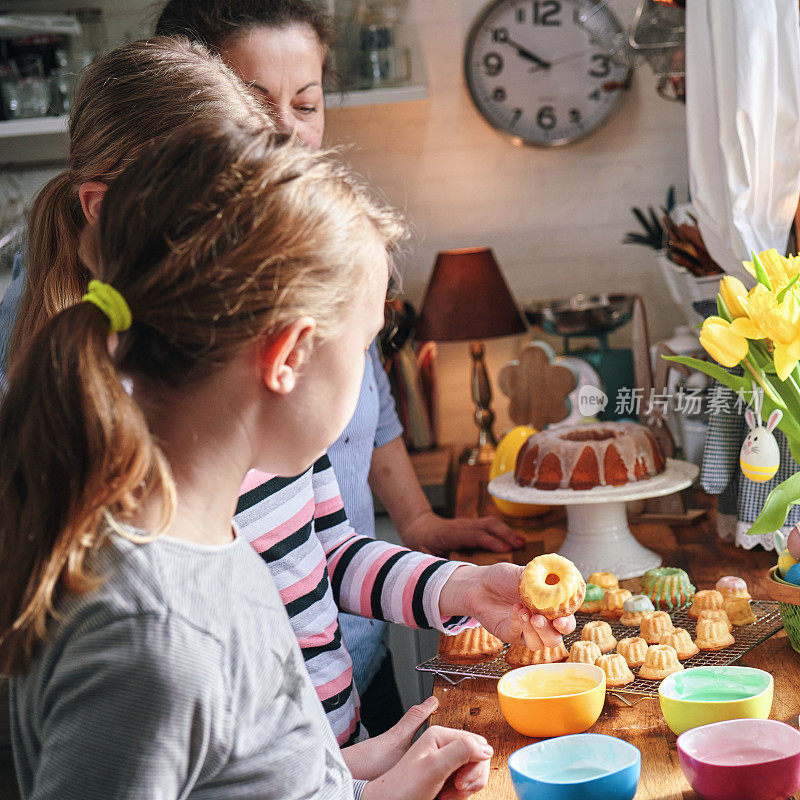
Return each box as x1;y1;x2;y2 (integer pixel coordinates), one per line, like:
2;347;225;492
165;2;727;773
784;563;800;586
788;527;800;561
490;426;552;518
778;549;799;578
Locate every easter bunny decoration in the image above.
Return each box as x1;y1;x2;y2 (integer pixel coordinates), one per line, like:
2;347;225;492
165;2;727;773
740;383;782;483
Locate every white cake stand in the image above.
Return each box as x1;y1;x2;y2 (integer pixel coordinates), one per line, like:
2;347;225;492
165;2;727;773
488;459;699;580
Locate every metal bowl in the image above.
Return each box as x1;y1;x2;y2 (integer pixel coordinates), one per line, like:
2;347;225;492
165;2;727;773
525;293;635;337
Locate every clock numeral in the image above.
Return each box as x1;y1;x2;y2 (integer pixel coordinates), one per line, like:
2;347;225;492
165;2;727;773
569;108;581;125
536;105;556;130
483;52;504;76
588;88;601;101
516;7;525;23
492;87;507;102
492;27;509;42
589;54;611;78
510;107;523;127
533;0;561;26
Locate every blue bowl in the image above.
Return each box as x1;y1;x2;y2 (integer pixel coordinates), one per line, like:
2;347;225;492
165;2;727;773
508;733;641;800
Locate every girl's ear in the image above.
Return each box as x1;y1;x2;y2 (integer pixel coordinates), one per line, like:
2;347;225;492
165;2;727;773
767;409;783;432
745;409;756;431
259;317;316;395
78;181;108;225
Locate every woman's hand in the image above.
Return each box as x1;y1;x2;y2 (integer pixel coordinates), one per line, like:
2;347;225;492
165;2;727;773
360;726;492;800
401;511;524;556
342;697;439;780
438;563;576;648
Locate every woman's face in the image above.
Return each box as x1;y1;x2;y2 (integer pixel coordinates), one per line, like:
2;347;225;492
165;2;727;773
223;24;325;148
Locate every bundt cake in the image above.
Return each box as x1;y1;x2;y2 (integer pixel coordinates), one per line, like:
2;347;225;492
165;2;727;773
587;572;619;592
506;643;568;667
688;589;724;619
438;626;504;663
697;609;732;632
620;594;655;626
641;567;695;609
579;583;604;613
640;610;674;644
580;620;617;653
639;644;684;680
716;575;751;600
659;628;699;660
567;640;602;664
616;636;648;668
694;618;735;651
600;588;632;620
596;653;635;688
723;596;757;626
518;553;586;620
514;422;666;490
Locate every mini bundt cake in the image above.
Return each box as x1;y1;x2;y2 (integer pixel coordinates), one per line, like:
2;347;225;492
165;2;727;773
641;567;696;609
688;589;724;619
438;626;504;663
567;640;602;664
587;572;619;592
596;653;635;688
723;596;757;626
579;583;604;613
581;620;617;653
506;643;568;667
600;588;632;620
620;594;655;626
694;617;735;651
697;609;732;631
659;628;699;660
518;553;586;620
514;422;666;490
716;575;751;600
639;644;684;680
616;636;648;668
640;610;675;644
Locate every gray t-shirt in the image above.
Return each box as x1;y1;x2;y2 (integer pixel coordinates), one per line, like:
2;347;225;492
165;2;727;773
10;528;364;800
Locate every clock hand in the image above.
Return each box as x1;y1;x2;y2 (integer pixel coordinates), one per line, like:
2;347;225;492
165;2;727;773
529;48;594;73
503;36;551;69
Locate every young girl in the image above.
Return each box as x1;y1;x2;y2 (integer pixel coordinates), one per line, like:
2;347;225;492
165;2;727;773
0;118;493;800
155;0;524;735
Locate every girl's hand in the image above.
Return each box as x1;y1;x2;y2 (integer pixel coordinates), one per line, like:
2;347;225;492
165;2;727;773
360;726;493;800
401;511;525;556
439;563;576;648
341;697;439;780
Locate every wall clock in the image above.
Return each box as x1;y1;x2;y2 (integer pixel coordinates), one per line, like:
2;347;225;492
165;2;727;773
464;0;632;146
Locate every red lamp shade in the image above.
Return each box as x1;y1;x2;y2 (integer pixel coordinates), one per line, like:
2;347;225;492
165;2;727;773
415;247;527;342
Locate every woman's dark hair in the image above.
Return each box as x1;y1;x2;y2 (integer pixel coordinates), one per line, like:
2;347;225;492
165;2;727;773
155;0;336;59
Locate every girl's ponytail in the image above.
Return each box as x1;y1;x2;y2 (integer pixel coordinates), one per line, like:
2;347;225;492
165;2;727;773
0;300;174;675
11;172;88;364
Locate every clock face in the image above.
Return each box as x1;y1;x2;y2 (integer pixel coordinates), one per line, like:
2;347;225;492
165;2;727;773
464;0;632;146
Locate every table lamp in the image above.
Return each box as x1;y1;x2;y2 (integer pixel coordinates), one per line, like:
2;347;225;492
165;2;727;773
415;247;527;465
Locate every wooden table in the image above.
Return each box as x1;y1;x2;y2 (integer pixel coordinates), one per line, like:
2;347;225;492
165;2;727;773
429;464;800;800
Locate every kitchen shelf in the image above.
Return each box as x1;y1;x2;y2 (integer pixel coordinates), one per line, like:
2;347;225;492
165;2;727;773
0;115;68;138
327;83;427;108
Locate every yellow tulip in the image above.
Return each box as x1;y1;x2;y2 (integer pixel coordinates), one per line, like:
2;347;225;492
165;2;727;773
719;276;750;318
742;249;800;291
728;285;800;380
699;316;749;368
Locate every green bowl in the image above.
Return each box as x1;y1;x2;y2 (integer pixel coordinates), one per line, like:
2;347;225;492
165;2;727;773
659;666;773;736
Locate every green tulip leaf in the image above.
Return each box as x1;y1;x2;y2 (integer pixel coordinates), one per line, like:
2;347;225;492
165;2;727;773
777;273;800;304
716;294;733;323
751;251;772;290
747;470;800;536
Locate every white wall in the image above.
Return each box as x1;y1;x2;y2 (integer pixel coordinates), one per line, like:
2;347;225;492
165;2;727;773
325;0;690;448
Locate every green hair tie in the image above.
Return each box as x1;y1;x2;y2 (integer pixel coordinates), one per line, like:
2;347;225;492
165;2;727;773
82;279;132;333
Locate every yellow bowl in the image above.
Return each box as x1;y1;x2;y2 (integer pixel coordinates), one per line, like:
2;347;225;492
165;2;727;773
659;666;774;737
490;426;552;518
497;663;606;738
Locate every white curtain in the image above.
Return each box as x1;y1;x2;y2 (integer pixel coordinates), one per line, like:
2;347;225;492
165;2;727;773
686;0;800;283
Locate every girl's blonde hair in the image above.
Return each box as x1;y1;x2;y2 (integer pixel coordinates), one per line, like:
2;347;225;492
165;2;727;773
11;36;270;367
0;118;405;675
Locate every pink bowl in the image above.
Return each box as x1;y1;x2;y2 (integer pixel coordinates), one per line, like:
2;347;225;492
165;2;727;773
677;719;800;800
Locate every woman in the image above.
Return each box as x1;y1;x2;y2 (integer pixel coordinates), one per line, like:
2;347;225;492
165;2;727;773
155;0;523;735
